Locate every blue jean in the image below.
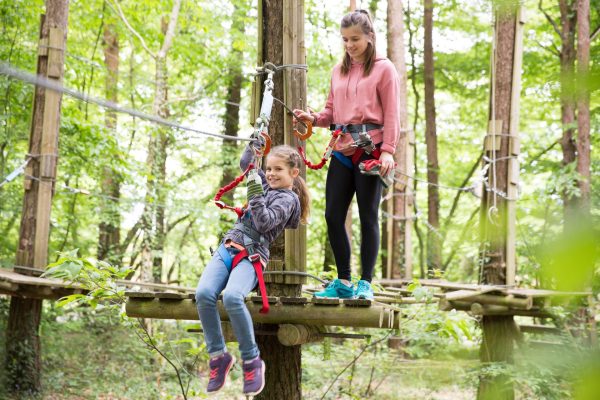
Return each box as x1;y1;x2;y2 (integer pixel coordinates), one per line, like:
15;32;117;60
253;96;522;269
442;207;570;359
195;247;259;361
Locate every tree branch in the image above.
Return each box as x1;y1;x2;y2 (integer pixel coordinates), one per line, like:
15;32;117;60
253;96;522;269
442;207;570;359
591;25;600;42
166;213;191;234
442;206;480;271
528;138;559;165
533;37;561;56
539;0;564;40
158;0;182;58
107;0;156;58
442;151;483;233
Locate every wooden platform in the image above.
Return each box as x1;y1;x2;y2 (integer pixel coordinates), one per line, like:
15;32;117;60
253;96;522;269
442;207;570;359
1;268;592;325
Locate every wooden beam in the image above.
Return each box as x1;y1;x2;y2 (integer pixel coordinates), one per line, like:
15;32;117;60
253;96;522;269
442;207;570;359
125;298;401;329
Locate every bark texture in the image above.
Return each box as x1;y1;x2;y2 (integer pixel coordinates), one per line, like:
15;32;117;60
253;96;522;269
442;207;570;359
6;0;69;395
98;22;121;264
423;0;441;273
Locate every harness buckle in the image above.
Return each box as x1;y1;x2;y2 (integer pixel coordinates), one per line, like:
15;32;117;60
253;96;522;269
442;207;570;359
248;253;261;263
352;131;376;154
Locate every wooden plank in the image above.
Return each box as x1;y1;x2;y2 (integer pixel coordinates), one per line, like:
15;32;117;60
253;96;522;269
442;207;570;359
250;296;279;304
311;298;341;306
444;288;500;300
280;296;308;304
47;27;64;78
342;299;371;307
155;292;187;300
117;279;194;293
125;291;156;298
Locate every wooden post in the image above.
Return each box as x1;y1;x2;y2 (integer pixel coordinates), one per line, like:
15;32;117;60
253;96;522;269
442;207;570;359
386;0;412;280
256;1;305;399
5;0;69;395
477;4;523;400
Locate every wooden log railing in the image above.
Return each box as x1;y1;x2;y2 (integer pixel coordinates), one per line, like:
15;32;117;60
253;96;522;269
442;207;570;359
125;293;401;329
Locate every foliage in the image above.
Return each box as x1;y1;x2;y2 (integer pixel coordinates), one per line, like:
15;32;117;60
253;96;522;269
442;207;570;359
41;252;203;400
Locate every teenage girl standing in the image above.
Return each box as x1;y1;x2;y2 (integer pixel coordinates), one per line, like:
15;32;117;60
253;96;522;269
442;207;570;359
294;9;400;299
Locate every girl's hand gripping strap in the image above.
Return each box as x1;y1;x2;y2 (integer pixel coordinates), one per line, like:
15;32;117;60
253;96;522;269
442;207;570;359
298;129;342;170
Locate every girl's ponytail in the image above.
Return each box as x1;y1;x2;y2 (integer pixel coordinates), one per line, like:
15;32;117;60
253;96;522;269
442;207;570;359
292;175;310;225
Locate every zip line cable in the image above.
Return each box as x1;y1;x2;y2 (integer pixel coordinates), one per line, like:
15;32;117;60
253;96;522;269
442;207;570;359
0;62;253;143
0;158;31;188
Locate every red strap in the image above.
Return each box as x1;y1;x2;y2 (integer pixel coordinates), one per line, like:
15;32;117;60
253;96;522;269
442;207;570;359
214;163;254;217
298;146;327;170
231;249;270;314
298;129;342;170
351;147;381;165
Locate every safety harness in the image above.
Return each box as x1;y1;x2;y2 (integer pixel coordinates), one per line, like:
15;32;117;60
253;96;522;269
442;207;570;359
211;64;283;314
212;168;271;314
296;122;382;169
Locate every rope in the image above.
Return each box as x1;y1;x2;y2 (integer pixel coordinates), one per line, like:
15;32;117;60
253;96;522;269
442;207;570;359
213;163;254;218
0;62;253;142
262;271;327;284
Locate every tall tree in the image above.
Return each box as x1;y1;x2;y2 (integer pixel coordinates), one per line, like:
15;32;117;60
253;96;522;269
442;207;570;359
423;0;441;274
5;0;69;395
477;2;524;399
97;18;121;265
540;0;579;229
255;1;306;398
385;0;412;278
576;0;591;213
217;2;247;236
111;0;182;283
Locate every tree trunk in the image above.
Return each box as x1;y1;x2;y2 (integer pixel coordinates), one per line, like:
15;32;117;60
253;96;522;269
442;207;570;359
98;22;121;265
477;3;521;399
576;0;590;213
218;4;245;236
423;0;441;274
558;0;579;230
386;0;412;279
256;0;305;398
139;2;181;284
6;0;69;395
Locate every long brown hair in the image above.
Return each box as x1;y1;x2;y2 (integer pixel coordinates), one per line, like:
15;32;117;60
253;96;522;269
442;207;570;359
340;9;376;76
267;145;311;224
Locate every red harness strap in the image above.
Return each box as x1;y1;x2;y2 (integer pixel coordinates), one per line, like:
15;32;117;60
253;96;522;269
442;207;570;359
298;129;342;170
214;163;254;218
351;147;381;165
231;250;269;314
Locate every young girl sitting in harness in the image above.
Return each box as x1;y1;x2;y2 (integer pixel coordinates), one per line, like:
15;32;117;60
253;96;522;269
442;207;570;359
195;141;310;396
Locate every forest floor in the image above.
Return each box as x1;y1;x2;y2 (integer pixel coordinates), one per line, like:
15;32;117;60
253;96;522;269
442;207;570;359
0;299;479;400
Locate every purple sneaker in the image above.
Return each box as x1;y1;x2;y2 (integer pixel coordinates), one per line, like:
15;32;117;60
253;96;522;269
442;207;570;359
206;352;235;393
242;357;266;396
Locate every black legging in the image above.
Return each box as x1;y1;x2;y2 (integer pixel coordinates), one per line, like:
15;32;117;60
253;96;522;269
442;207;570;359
325;153;383;283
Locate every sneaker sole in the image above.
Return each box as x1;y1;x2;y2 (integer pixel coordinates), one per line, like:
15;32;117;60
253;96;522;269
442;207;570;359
206;355;236;394
243;360;266;396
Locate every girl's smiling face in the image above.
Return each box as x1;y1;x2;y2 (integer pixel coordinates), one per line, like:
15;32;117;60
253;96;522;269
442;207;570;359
265;155;299;190
341;25;372;63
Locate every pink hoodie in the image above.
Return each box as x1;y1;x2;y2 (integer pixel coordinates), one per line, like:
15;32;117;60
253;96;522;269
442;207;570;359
313;54;401;156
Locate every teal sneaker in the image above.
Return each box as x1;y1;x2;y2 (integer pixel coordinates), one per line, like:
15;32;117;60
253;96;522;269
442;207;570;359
314;279;355;299
355;280;374;300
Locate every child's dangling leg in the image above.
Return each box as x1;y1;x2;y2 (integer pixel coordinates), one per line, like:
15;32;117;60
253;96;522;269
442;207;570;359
195;250;234;392
222;258;266;396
